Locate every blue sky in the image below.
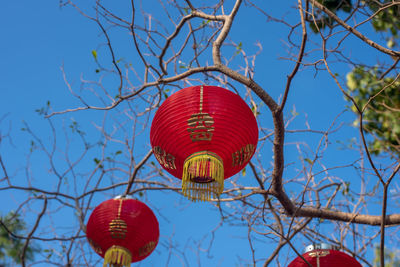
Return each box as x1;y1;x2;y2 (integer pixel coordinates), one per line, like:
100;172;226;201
1;1;397;266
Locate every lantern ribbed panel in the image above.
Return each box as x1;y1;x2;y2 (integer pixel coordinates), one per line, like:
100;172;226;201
86;198;159;264
150;86;258;200
288;249;362;267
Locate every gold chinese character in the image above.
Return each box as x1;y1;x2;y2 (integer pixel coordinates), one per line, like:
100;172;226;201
88;238;103;254
138;241;157;257
232;144;255;167
187;85;215;142
109;218;127;239
153;146;176;169
187;112;215;141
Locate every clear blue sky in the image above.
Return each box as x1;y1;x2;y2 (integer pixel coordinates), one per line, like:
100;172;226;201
0;1;393;266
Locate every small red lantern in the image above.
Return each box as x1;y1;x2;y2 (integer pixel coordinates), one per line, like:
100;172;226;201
150;85;258;201
86;196;159;266
288;244;362;267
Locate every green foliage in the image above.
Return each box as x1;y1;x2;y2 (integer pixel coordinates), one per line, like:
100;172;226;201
35;100;51;116
314;0;400;156
342;181;350;195
93;157;103;169
0;212;39;265
366;0;400;37
346;66;400;155
309;0;352;33
69;119;85;136
310;0;400;38
373;246;400;267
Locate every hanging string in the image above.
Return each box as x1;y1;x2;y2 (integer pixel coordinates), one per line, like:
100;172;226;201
204;72;210;85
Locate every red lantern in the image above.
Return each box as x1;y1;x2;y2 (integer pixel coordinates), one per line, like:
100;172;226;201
288;244;362;267
150;85;258;201
86;196;159;266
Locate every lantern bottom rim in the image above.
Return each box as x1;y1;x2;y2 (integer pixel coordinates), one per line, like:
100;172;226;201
182;151;224;201
103;245;132;267
191;176;214;183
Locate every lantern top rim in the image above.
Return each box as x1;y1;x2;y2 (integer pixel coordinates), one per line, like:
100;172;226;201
113;195;133;200
304;243;338;253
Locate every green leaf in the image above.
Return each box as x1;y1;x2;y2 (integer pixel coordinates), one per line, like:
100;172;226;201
387;38;395;48
342;182;350;195
201;19;211;26
91;50;97;60
234;42;243;56
304;158;313;164
241;167;246;176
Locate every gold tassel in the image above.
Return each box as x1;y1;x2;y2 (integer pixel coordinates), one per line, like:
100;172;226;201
182;151;224;201
103;245;132;267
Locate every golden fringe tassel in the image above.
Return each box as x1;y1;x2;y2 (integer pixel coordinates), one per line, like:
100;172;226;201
182;151;224;201
103;245;132;267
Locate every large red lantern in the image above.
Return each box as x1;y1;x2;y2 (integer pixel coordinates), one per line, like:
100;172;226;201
86;196;159;266
288;244;362;267
150;85;258;201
